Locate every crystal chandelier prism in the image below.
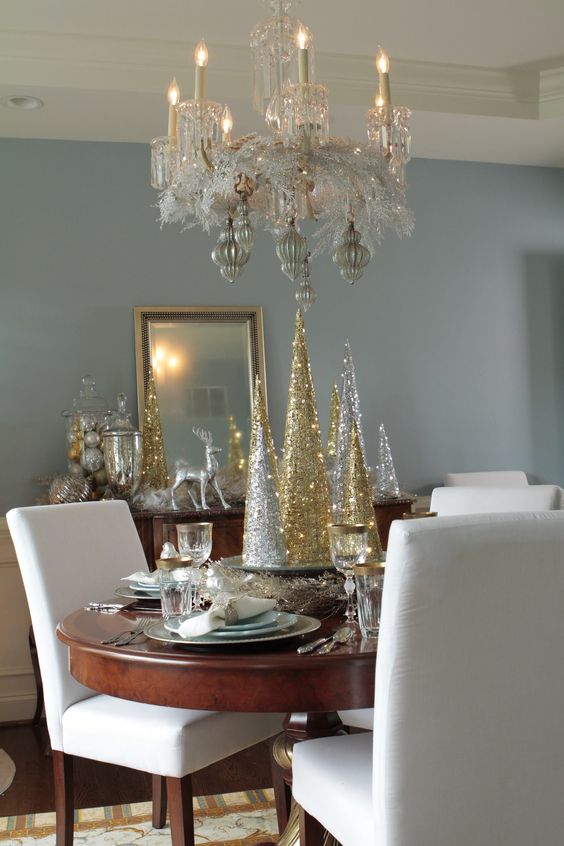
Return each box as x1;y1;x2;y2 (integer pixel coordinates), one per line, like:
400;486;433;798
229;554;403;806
150;0;413;300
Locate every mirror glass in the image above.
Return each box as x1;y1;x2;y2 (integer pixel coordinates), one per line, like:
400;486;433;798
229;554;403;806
135;307;265;472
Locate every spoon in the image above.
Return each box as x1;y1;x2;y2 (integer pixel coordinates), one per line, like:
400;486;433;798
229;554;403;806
297;626;352;655
316;626;354;654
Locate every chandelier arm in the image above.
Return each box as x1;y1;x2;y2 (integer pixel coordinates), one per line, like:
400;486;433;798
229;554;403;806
197;139;215;173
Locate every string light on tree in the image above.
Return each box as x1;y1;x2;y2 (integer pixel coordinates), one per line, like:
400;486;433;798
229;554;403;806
326;383;340;459
341;422;383;561
375;422;401;498
243;378;287;568
333;341;368;517
140;366;169;489
280;311;332;564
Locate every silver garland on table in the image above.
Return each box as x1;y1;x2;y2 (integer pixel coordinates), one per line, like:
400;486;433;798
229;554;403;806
332;341;368;518
204;561;345;619
158;136;413;258
243;379;288;567
375;422;401;498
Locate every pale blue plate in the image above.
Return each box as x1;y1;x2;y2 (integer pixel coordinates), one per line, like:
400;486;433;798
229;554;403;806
164;611;297;638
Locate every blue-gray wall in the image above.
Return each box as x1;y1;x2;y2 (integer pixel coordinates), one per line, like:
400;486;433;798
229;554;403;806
1;138;564;513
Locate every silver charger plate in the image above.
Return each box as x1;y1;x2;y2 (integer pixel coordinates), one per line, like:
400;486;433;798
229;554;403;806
115;585;161;601
144;614;320;647
164;611;297;639
222;555;336;576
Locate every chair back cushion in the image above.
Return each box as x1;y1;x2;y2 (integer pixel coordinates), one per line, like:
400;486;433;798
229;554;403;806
7;501;148;750
430;484;561;515
443;470;528;486
373;512;564;846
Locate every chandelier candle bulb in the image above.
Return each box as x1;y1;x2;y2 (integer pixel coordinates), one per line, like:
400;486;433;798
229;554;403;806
167;77;180;139
376;46;391;105
194;39;208;100
297;28;309;84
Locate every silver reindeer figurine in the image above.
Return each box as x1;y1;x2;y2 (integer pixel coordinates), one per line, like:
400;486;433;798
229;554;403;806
171;427;231;511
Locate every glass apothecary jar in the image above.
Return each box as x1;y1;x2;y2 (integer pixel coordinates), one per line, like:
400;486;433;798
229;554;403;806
61;375;112;488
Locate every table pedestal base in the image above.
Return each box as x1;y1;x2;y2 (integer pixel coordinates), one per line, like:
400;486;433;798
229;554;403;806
257;711;345;846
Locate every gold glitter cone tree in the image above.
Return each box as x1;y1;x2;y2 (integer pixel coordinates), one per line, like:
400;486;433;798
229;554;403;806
243;379;287;567
341;421;383;561
326;383;340;459
140;366;169;489
280;311;332;564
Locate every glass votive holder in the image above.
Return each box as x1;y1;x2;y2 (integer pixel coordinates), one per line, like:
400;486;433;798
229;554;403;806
354;563;385;640
157;563;194;620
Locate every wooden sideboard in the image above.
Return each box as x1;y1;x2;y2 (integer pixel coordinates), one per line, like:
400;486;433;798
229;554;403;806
132;496;414;569
132;506;245;570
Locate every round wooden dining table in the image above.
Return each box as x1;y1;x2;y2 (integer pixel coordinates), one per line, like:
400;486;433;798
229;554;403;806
57;607;376;846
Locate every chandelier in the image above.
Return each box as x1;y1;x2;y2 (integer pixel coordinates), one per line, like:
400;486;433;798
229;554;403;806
150;0;413;307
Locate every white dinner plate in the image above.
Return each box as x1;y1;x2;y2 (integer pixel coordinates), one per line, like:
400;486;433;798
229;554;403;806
164;611;297;638
145;614;320;647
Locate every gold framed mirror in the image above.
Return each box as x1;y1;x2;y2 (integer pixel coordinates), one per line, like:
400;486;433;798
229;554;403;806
134;306;266;472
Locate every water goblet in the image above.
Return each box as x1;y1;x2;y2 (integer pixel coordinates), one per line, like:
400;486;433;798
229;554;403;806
156;560;194;621
176;522;213;609
328;524;368;633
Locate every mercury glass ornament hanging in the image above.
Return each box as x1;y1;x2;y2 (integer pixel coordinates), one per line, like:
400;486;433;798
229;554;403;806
295;253;316;312
233;195;255;253
332;220;371;283
211;215;250;282
276;219;309;280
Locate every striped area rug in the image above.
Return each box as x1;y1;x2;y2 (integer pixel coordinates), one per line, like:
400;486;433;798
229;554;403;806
0;789;277;845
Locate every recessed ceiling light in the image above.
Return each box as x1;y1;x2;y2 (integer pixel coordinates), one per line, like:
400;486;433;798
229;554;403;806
0;95;44;110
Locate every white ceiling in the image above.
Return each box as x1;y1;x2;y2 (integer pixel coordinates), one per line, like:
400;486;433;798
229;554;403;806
1;0;564;166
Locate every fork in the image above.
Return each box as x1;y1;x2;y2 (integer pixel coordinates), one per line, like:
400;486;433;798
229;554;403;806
101;617;152;646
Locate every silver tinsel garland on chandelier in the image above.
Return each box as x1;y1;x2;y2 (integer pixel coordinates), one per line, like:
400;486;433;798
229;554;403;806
151;0;414;303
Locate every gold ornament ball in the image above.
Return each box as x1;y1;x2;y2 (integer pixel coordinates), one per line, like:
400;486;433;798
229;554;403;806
93;467;108;487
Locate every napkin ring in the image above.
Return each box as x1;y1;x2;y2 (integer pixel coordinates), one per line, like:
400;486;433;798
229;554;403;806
211;598;239;626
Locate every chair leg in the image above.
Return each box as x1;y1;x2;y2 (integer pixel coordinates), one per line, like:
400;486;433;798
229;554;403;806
52;750;74;846
166;774;195;846
299;805;326;846
152;774;167;829
28;626;44;726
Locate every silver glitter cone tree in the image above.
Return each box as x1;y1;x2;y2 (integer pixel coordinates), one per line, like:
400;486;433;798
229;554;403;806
375;422;400;498
332;341;368;518
243;379;288;567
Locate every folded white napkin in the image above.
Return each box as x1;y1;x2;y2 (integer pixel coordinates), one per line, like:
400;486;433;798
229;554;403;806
121;571;159;586
176;596;276;638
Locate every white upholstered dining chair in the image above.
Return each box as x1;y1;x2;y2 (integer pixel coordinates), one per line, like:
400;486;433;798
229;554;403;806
7;501;283;846
339;481;562;732
295;511;564;846
430;483;562;515
443;470;528;486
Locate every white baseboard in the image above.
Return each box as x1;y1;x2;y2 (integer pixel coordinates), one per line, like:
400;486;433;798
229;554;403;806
0;691;37;723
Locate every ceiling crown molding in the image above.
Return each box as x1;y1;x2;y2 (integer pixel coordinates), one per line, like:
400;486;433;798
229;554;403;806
3;31;564;116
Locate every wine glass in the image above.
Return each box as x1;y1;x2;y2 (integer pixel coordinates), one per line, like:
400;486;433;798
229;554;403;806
327;524;368;632
176;522;213;609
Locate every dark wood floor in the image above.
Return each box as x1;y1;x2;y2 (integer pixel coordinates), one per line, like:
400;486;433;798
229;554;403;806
0;721;273;817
